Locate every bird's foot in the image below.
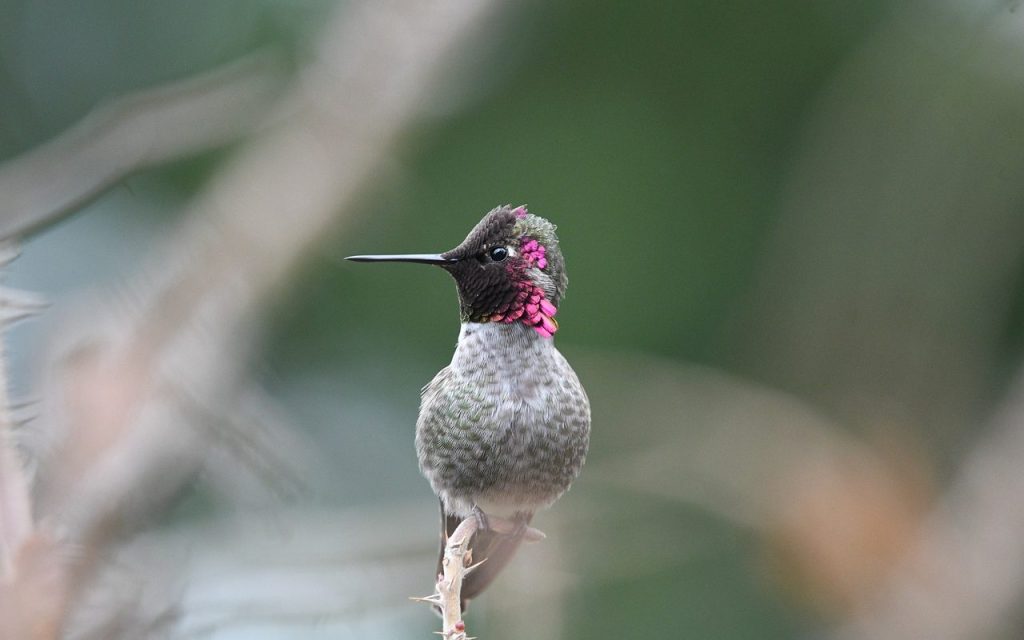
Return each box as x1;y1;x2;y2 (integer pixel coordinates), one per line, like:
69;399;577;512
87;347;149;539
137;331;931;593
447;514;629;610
471;505;533;538
508;512;531;538
470;505;490;531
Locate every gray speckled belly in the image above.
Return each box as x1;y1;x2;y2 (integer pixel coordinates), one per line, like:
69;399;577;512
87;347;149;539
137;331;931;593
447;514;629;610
416;322;590;518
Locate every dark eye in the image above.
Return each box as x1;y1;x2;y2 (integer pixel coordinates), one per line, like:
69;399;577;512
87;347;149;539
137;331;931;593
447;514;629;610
488;246;508;261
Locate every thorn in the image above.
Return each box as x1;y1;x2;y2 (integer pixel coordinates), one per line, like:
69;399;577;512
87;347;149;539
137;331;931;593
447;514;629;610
8;397;39;411
9;407;36;429
410;594;442;604
464;557;488;575
471;505;490;531
0;287;48;326
0;395;38;429
0;243;21;268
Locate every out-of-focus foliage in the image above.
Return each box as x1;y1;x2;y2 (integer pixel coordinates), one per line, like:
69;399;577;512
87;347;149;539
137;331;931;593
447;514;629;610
4;0;1024;638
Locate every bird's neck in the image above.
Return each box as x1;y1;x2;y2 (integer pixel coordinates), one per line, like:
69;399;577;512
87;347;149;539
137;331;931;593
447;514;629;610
451;322;554;373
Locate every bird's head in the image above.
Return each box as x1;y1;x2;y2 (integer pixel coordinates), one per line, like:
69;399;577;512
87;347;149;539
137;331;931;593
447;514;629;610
347;205;567;337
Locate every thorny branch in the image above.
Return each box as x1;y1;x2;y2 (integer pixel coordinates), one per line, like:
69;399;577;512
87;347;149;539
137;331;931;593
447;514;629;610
415;515;545;640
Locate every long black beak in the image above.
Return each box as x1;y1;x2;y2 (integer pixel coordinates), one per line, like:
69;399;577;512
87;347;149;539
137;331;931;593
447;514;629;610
345;253;453;265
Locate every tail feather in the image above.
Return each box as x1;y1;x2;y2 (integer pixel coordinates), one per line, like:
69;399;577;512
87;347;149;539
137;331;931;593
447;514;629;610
437;503;533;613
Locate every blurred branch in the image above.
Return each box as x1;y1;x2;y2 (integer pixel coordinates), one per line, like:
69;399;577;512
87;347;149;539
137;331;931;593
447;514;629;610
0;54;282;241
586;353;866;531
0;0;506;637
833;367;1024;640
582;351;934;615
595;352;1024;633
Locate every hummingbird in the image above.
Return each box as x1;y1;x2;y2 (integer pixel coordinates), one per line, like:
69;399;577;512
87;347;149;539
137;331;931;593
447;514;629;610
347;204;590;611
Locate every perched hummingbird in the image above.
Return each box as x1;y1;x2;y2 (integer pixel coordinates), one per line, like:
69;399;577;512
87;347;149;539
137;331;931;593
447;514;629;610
347;204;590;611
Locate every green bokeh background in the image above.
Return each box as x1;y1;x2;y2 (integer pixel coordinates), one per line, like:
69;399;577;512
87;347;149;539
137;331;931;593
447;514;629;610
4;0;1024;638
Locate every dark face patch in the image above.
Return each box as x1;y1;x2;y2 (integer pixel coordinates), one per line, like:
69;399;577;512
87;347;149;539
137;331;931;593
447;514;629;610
441;207;521;322
438;205;564;337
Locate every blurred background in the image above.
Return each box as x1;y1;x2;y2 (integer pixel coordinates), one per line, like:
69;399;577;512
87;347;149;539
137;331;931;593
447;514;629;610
2;0;1024;638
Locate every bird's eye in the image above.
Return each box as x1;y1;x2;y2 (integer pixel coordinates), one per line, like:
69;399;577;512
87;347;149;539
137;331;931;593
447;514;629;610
488;246;508;261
